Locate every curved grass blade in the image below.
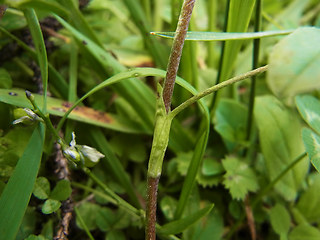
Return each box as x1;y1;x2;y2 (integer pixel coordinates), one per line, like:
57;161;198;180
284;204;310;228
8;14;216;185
0;124;45;240
0;88;146;134
23;8;48;114
151;29;293;41
158;204;214;235
54;14;155;130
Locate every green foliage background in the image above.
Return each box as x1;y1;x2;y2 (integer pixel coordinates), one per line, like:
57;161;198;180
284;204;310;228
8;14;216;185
0;0;320;239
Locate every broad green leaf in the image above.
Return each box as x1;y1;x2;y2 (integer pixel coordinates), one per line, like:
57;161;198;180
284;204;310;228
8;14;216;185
267;27;320;103
296;95;320;135
269;203;291;236
158;204;214;235
254;96;308;200
214;99;247;151
16;207;37;240
151;29;293;41
222;156;258;200
289;224;320;240
297;174;320;223
0;68;12;89
0;88;146;134
41;199;61;215
0;124;45;240
33;177;50;200
49;180;72;201
302;128;320;173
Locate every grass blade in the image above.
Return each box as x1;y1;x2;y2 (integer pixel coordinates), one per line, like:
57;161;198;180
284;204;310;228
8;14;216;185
151;29;293;41
0;124;45;240
23;8;48;113
0;88;145;134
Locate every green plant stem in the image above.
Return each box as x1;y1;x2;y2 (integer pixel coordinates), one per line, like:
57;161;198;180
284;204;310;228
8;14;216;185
207;0;217;68
146;1;196;239
209;0;230;114
245;0;262;151
74;207;95;240
163;0;196;113
170;65;268;118
226;152;307;239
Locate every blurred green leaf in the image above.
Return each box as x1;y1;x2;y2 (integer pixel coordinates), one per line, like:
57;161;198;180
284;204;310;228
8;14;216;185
267;27;320;103
151;29;293;41
25;234;48;240
0;68;12;89
214;99;247;151
0;124;45;240
33;177;50;200
160;196;177;221
106;230;126;240
76;202;101;231
96;207;114;232
158;204;214;235
296;95;320;135
254;96;308;200
222;156;258;200
269;203;291;237
49;179;71;201
41;199;61;215
289;224;320;240
302;128;320;173
297;174;320;223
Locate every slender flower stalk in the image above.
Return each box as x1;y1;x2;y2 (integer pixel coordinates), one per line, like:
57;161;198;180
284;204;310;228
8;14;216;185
145;1;196;239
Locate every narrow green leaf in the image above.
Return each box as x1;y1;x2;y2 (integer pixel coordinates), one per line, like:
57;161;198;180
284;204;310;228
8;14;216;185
33;177;50;200
151;29;293;41
269;203;291;236
49;180;72;201
0;124;45;240
41;199;61;215
23;9;48;113
296;95;320;135
267;27;320;102
254;96;308;200
158;204;214;235
302;128;320;173
0;88;146;134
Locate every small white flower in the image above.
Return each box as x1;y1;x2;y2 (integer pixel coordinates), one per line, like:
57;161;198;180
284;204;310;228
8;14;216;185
61;132;104;167
12;108;43;125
